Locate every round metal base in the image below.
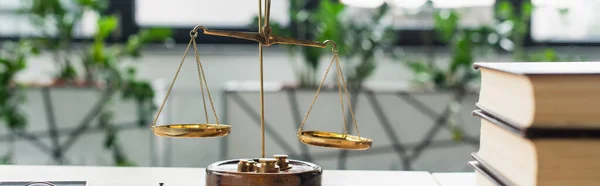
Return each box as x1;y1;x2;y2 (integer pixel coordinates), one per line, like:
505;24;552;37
206;159;322;186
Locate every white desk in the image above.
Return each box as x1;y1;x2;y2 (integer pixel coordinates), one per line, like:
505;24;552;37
432;172;476;186
0;165;450;186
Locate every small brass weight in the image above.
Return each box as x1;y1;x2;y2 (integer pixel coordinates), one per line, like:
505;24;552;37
150;0;373;185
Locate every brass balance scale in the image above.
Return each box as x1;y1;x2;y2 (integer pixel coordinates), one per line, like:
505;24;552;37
150;0;373;185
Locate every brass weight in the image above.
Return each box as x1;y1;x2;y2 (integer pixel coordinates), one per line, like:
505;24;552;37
206;155;322;186
258;158;280;173
274;154;291;171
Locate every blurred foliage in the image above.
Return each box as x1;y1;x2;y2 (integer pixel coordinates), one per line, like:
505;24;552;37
495;0;531;60
98;109;136;167
405;9;481;90
341;4;396;88
0;153;12;164
405;0;582;91
0;41;39;130
251;0;344;87
403;0;582;139
251;0;394;88
0;41;37;165
26;0;108;81
0;0;172;166
495;0;583;62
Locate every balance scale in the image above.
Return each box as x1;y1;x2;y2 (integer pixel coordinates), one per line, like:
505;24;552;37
150;0;373;185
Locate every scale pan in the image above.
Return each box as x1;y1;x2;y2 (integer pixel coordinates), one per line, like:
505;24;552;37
152;124;231;138
297;131;372;150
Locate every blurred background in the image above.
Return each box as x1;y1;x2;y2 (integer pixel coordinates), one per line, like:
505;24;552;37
0;0;592;172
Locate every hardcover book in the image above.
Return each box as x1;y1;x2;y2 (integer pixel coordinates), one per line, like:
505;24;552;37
474;62;600;129
473;109;600;186
467;160;507;186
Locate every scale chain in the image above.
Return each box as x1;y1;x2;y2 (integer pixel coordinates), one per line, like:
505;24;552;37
151;36;194;127
151;33;221;128
335;54;349;135
296;50;362;140
192;37;221;126
335;55;361;138
297;52;337;134
194;39;210;124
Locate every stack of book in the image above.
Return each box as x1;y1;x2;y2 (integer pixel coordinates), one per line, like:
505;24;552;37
469;62;600;186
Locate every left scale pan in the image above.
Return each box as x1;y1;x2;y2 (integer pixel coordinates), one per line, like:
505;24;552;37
150;27;230;139
152;124;231;138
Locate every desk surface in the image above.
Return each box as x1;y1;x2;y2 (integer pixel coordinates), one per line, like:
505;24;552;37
0;165;473;186
432;173;476;186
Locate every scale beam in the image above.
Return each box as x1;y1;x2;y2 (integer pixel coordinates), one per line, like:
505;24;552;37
191;26;332;49
190;0;335;50
191;26;263;43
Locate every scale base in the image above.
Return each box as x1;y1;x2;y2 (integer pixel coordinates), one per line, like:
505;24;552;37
206;156;322;186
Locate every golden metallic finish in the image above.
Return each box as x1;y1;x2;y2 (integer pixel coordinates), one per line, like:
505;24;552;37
187;0;337;158
150;32;228;139
259;0;266;159
152;124;231;138
274;154;291;171
259;43;266;158
258;158;280;173
237;159;257;172
270;36;329;48
247;160;257;172
297;131;372;150
154;0;373;158
237;159;249;172
296;51;371;150
191;25;330;49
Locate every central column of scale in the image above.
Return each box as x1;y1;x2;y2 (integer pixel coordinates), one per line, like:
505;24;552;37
258;0;266;158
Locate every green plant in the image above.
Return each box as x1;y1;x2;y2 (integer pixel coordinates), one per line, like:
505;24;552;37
0;40;39;164
404;7;499;141
0;41;38;130
85;15;170;166
89;16;170;166
340;4;396;88
405;9;485;90
26;0;107;81
495;0;583;62
253;0;395;88
20;0;172;166
82;16;171;166
283;0;346;88
0;153;11;164
495;0;532;60
406;0;582;90
402;1;583;141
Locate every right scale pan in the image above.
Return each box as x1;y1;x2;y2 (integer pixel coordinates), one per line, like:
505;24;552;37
296;41;372;150
297;131;372;150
